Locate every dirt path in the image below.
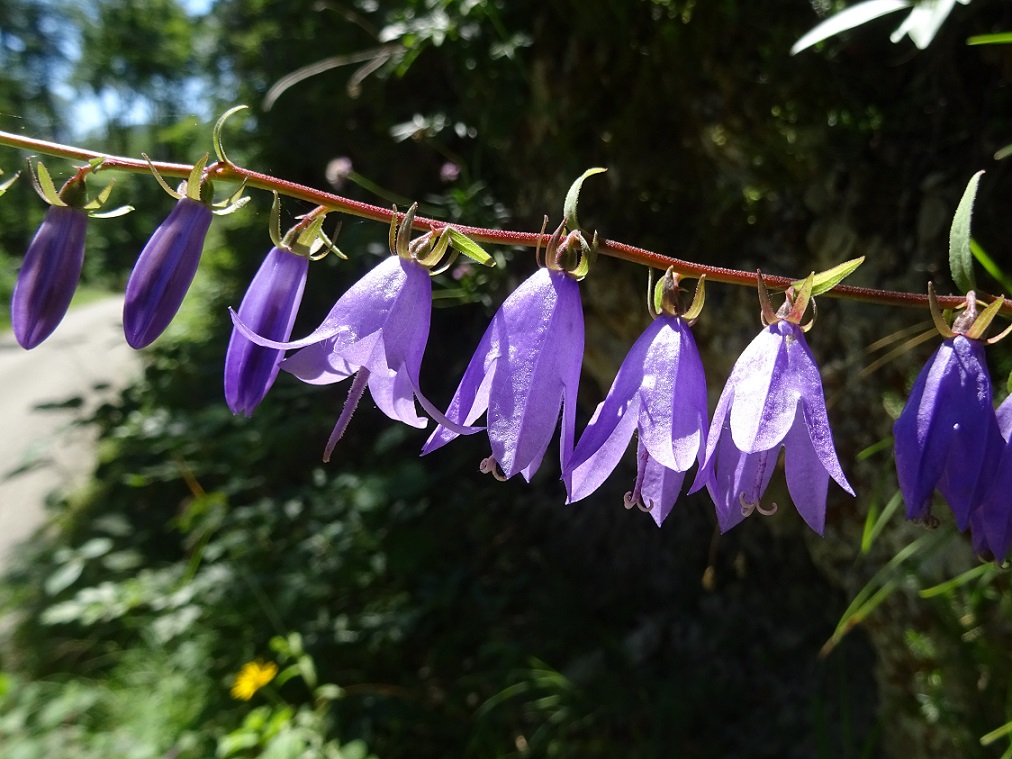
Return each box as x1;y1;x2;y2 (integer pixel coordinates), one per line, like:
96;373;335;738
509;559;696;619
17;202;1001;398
0;296;141;569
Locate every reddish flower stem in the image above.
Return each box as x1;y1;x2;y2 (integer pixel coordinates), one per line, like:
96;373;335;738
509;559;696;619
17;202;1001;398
1;128;1009;315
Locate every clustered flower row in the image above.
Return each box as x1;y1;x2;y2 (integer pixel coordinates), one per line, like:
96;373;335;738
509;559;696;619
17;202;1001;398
9;162;1012;562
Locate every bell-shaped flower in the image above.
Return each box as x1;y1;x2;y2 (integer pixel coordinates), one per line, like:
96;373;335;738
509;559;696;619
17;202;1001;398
225;245;309;416
123;196;213;348
11;205;88;349
971;396;1012;562
230;208;486;459
893;289;1008;530
423;226;589;481
691;277;853;534
564;272;708;526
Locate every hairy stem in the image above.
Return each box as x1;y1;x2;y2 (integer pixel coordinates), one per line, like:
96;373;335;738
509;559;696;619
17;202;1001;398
1;128;1008;315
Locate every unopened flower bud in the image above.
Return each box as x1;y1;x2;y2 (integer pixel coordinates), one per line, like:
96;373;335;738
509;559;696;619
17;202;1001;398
224;246;309;416
11;205;88;349
123;197;213;348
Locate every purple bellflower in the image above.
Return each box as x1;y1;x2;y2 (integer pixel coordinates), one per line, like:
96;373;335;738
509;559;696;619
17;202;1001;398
423;225;589;481
11;205;88;349
564;271;708;526
12;162;131;350
231;208;481;460
972;395;1012;562
691;277;853;535
893;289;1007;531
123;196;213;348
225;245;309;416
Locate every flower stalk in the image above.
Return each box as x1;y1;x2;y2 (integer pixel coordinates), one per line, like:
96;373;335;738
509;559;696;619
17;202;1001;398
0;127;1006;315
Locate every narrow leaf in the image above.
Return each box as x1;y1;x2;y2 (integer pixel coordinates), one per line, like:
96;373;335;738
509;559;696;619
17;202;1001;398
563;167;606;233
949;170;983;293
791;0;911;55
792;256;865;296
970;239;1012;294
968;33;1012;46
447;228;495;266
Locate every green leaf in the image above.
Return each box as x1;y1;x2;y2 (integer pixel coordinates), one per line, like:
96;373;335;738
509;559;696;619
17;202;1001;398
563;167;606;233
949;170;983;293
447;228;494;266
967;33;1012;46
791;256;864;296
970;238;1012;294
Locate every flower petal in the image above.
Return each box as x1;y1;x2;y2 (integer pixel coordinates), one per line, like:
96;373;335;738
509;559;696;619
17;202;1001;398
488;270;583;479
729;322;801;453
639;316;708;472
638;442;688;527
790;331;853;495
230;256;412;352
224;247;308;416
704;417;778;533
783;411;830;535
564;395;641;503
893;337;996;526
421;323;498;455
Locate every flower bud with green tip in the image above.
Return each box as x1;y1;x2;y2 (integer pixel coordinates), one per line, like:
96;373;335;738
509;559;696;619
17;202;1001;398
11;161;130;349
123;156;219;348
224;195;319;416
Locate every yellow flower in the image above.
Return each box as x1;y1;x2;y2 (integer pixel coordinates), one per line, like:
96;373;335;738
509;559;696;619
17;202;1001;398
230;660;278;701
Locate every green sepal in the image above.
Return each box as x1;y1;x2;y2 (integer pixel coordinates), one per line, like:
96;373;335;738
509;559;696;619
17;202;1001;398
81;179;116;210
1007;370;1012;395
269;192;282;248
0;171;21;196
651;269;664;317
314;225;347;260
141;153;182;199
964;295;1005;341
415;229;451;269
185;153;211;202
34;162;66;206
395;204;417;259
212;105;249;167
212;194;251;216
926;282;956;339
563;167;606;233
568;231;597;280
681;275;706;322
995;144;1012;161
213;181;249;215
786;273;815;324
445;228;494;266
791;256;865;296
89;205;134;219
949;170;983;294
